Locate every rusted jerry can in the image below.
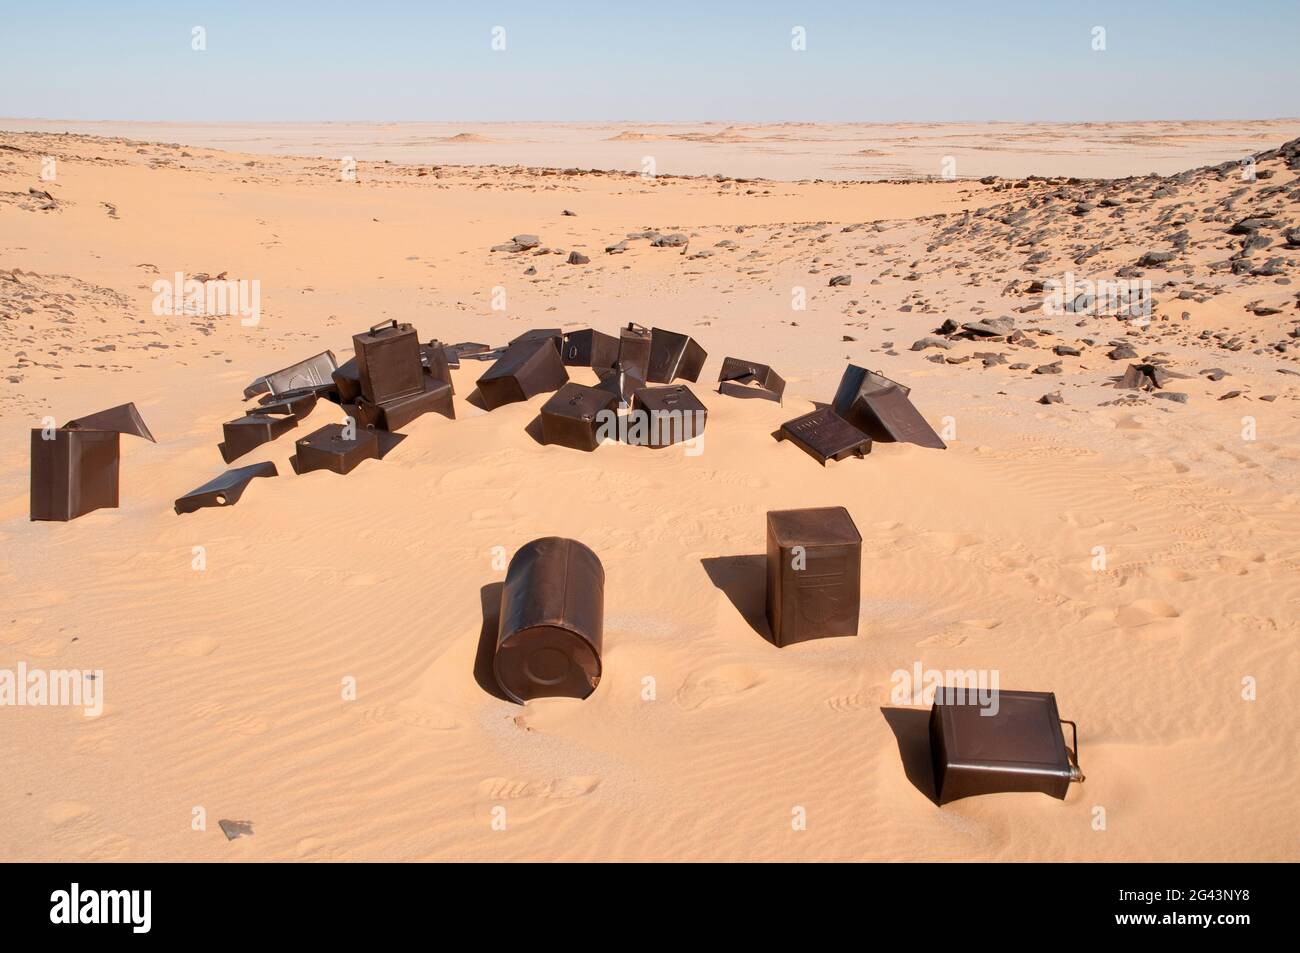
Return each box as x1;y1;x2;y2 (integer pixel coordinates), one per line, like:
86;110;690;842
765;506;862;647
494;537;604;703
353;320;424;404
930;690;1084;804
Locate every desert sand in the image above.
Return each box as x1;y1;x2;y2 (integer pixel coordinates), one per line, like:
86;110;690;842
1;123;1297;861
5;117;1300;181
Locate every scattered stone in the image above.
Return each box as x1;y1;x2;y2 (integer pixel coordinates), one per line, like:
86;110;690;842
1116;363;1185;390
1138;250;1176;267
651;233;688;247
218;819;253;841
962;315;1016;337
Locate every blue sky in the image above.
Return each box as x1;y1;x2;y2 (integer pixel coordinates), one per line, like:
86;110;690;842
1;0;1296;122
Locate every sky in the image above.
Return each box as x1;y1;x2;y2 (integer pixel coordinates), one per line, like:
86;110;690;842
0;0;1296;123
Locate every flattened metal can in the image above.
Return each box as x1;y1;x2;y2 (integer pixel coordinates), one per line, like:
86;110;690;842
647;327;707;384
476;338;569;410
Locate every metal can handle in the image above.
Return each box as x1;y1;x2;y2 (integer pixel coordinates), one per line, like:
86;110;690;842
1060;718;1085;782
369;319;398;334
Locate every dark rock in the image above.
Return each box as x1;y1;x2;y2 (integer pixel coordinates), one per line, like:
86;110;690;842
651;233;688;247
962;315;1016;336
1138;250;1176;267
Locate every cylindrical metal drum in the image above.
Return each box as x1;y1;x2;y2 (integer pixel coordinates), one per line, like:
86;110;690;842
495;537;604;703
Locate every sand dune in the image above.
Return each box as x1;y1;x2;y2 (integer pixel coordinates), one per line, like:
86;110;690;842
5;118;1300;181
0;126;1296;861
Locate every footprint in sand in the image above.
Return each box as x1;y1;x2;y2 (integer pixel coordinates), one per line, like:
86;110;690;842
478;776;601;801
358;703;462;732
915;624;965;647
675;664;763;710
1214;551;1266;576
826;691;881;714
474;776;601;824
1227;614;1280;632
1114;599;1181;628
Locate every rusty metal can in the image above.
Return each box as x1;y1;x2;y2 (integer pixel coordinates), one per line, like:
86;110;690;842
495;537;604;703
